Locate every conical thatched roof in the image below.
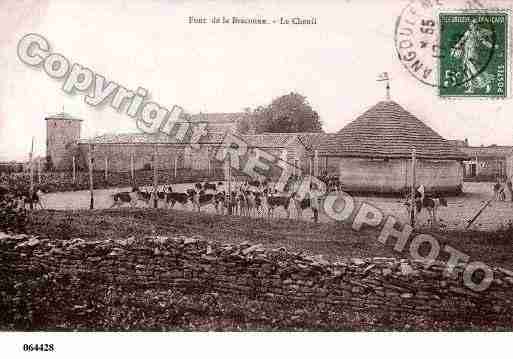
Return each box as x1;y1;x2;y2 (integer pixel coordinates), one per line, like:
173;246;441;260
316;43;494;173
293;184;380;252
318;101;468;160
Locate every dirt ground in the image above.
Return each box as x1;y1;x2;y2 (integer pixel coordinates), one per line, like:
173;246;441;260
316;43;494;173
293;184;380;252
25;206;513;270
38;181;513;232
17;198;513;331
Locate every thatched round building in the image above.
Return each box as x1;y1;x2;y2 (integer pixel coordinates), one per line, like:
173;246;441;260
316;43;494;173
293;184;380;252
317;101;468;195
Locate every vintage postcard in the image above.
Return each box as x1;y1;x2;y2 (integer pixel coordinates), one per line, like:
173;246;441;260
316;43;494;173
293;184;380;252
1;0;513;358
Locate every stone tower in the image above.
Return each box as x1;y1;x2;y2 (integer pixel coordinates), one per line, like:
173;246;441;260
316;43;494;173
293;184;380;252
45;112;82;171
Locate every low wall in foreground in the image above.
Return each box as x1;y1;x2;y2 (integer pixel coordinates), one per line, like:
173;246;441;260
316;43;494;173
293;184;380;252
2;232;513;326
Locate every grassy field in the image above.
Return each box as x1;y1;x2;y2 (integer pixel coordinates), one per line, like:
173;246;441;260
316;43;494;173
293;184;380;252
27;208;513;269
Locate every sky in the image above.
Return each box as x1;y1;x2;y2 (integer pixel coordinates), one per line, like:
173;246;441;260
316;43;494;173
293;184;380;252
0;0;512;161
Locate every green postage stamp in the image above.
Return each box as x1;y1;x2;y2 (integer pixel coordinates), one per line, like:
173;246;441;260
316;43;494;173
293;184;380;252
439;12;508;98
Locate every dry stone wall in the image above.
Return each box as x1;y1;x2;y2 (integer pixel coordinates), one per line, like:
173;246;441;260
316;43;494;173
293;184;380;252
2;232;513;320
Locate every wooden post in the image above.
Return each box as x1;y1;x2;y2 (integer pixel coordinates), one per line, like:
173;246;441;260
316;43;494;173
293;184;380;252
174;156;178;178
475;155;479;176
228;151;232;215
153;144;158;208
170;153;174;177
37;157;41;183
72;156;76;183
410;149;416;227
88;139;94;209
104;156;108;182
29;137;34;210
314;150;319;177
130;151;134;181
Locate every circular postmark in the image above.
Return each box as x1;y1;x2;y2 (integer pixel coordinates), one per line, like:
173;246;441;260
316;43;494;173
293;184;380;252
394;0;498;93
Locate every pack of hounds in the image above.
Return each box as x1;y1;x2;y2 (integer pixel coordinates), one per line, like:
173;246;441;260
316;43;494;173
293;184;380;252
1;175;451;228
110;176;340;222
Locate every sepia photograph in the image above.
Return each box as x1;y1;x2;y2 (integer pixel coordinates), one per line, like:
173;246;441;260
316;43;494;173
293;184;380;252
1;0;513;357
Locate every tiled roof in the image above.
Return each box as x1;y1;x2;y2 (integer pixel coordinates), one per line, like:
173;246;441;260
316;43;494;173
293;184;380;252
190;112;245;123
81;129;331;150
297;133;337;151
239;132;334;149
459;146;513;158
76;112;242;145
45;112;83;121
240;133;298;148
78;122;230;145
317;101;468;160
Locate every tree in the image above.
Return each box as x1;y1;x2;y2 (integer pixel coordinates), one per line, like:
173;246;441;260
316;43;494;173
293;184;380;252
252;92;323;133
236;108;254;135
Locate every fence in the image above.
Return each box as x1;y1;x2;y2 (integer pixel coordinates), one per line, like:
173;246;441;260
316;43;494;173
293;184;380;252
1;143;317;194
0;167;226;194
0;162;24;174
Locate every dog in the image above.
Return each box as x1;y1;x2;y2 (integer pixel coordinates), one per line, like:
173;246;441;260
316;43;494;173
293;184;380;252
110;187;149;208
264;189;294;218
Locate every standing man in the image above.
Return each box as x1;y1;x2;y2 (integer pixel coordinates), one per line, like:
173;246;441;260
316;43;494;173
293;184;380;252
493;179;501;200
310;183;320;223
498;180;506;201
506;177;513;202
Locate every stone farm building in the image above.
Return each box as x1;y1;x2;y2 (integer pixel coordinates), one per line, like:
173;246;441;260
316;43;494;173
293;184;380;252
449;142;513;181
46;112;241;173
44;112;328;177
240;132;335;176
44;100;469;194
316;101;469;195
45;112;83;171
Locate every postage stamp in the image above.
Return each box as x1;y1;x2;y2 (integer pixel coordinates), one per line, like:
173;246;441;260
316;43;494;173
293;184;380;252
395;0;510;99
439;12;508;97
